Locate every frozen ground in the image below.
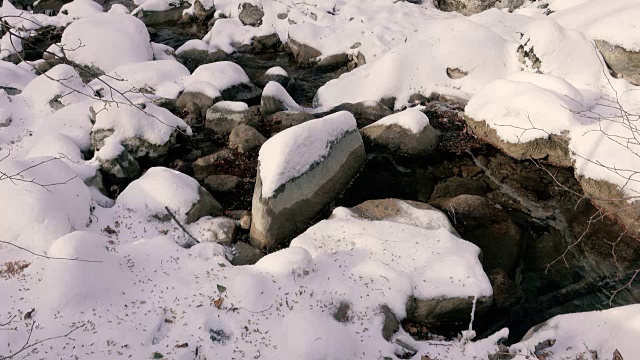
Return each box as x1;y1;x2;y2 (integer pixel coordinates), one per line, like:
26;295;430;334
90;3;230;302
1;0;640;359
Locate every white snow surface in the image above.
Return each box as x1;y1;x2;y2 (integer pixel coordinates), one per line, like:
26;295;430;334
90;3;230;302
0;61;36;90
211;100;249;112
60;13;153;72
258;111;356;198
365;108;430;134
186;61;250;90
59;0;104;19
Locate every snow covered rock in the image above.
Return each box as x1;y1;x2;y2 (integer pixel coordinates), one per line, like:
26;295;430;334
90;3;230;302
228;124;266;153
322;100;394;128
117;167;223;224
132;0;189;26
434;0;524;16
59;0;104;18
22;64;92;112
361;109;441;156
250;111;366;250
0;60;36;94
291;198;493;328
205;101;259;135
0;90;12;127
238;3;263;27
91;102;190;161
186;61;261;103
97;145;141;179
0;157;91;251
230;241;264;265
260;81;303;116
189;216;237;244
60;13;153;72
511;305;640;359
595;40;640;85
257;66;292;88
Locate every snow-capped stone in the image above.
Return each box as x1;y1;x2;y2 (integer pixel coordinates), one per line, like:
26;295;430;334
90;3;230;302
186;61;261;103
205;101;259;135
258;66;293;88
0;90;12;127
250;111;366;250
361;108;441;156
59;0;104;18
132;0;189;26
117;167;223;224
595;40;640;85
189;216;237;244
434;0;524;16
260;81;303;116
0;60;36;93
60;13;153;72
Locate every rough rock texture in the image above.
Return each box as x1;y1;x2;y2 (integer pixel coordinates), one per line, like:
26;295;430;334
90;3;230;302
228;124;266;153
186;187;224;224
595;39;640;86
434;0;524;16
431;195;523;273
176;49;228;73
193;149;236;180
322;101;393;128
220;82;262;104
231;242;264;265
135;4;190;26
98;149;141;179
361;122;441;156
406;295;492;326
263;111;315;136
431;177;486;200
250;126;366;250
177;91;221;116
238;3;264;27
204;174;242;192
286;38;322;66
252;33;283;53
464;115;573;167
205;105;259;135
91;129;179;160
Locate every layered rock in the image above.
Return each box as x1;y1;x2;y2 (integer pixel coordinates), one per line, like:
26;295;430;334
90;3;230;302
361;109;441;156
250;111;366;249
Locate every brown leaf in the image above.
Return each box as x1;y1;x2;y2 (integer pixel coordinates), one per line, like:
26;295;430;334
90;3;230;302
613;349;624;360
213;297;224;309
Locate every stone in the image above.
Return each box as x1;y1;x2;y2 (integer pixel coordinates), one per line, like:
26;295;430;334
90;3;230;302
231;242;264;265
227;210;252;230
252;33;282;53
433;0;525;16
186;187;224;224
381;305;400;341
228;124;266;153
238;3;264;27
333;302;351;323
257;68;293;89
134;3;190;26
446;67;468;79
431;177;486;200
595;39;640;86
220;82;262;104
205;104;259;135
91;129;179;161
316;53;350;71
287;38;322;66
322;101;393;128
361;113;441;156
192;0;214;21
201;217;237;244
249;113;366;250
193;148;236;180
176;49;228;72
177;91;220;116
98;148;141;179
204;174;242;192
263;111;315;135
431;195;523;272
406;295;493;327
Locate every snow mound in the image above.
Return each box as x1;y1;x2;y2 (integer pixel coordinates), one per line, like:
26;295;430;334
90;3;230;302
0;60;36;90
0;90;12;126
292;206;492;315
511;304;640;359
552;0;640;51
40;231;125;310
116;167;201;220
277;310;356;360
315;17;518;109
59;0;104;19
60;13;153;72
186;61;251;91
258;111;357;198
262;81;303;112
92;101;190;160
33;103;93;151
366;108;430;134
212;101;249;112
0;156;91;251
21;64;91;113
266;66;288;76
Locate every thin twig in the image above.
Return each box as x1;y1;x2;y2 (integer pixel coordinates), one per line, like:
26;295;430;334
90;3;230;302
0;241;102;263
165;206;200;245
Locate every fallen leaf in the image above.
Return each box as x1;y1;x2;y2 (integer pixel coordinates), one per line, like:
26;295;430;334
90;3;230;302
213;297;224;309
152;352;164;359
217;284;227;293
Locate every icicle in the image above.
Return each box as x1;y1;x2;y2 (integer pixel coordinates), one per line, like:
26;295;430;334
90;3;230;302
468;295;477;332
460;296;477;345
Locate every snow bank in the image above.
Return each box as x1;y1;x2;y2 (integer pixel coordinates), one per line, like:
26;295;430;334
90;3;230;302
116;167;201;220
511;304;640;359
0;156;91;251
315;17;519;109
366;108;430;134
59;0;104;19
258;111;357;197
21;64;92;113
186;61;250;91
0;60;36;90
61;13;153;72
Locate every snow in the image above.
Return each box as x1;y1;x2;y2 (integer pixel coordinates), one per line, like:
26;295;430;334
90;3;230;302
92;101;190;160
262;81;303;112
258;111;357;198
211;100;249;112
511;304;640;359
365;108;430;134
186;61;251;91
0;90;12;126
0;60;36;90
116;167;201;222
183;80;222;99
59;0;104;19
265;66;288;77
108;3;130;14
60;13;153;72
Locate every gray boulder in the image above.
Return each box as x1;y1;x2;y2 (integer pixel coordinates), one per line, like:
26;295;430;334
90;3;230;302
250;111;366;250
186;187;225;224
238;3;264;27
361;109;441;156
260;81;302;116
228;124;266;153
595;39;640;86
134;3;189;26
98;148;141;179
263;111;315;136
286;38;322;66
177;91;221;117
204;174;242;192
320;101;393;128
193;148;236;180
252;33;283;53
230;242;264;265
205;102;259;135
